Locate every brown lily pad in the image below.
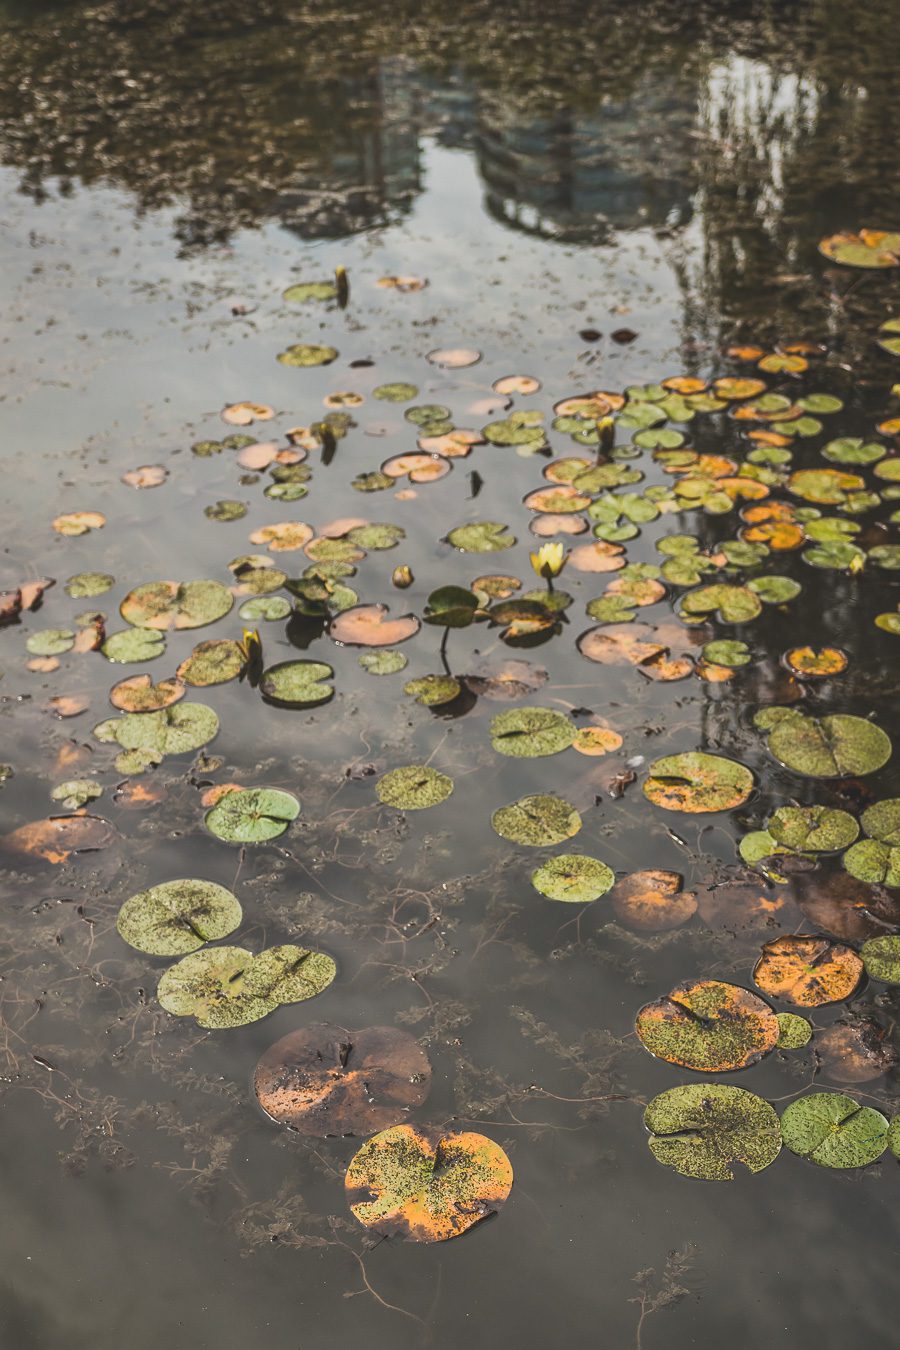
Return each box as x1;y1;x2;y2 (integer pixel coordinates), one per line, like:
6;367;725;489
817;1020;898;1083
611;870;697;931
1;813;117;864
329;603;420;647
752;935;863;1007
109;674;186;713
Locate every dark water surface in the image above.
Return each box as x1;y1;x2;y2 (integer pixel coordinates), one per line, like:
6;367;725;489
1;2;900;1347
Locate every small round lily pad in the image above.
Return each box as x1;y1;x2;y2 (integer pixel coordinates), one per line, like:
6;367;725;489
491;794;582;846
204;787;300;842
359;650;408;676
530;854;615;902
860;935;900;984
117;879;242;956
375;766;453;810
102;628;166;663
490;707;575;758
776;1013;813;1049
260;660;335;708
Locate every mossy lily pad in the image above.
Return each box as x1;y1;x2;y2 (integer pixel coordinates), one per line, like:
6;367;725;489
376;765;453;810
26;628;75;656
636;979;779;1072
403;675;461;707
50;779;102;810
345;1123;513;1242
177;639;246;686
860;935;900;984
359;650;407;676
491;794;582;846
65;572;115;598
780;1092;889;1168
644;1084;781;1181
764;711;892;778
679;584;762;624
97;703;218;764
120;580;233;630
102;628;166;663
753;936;863;1007
818;230;900;268
768;805;859;852
702;640;751;668
283;281;338;303
776;1013;813;1049
109;674;185;712
490;707;575;758
238;596;291;622
643;752;753;813
446;521;516;553
205;787;300;842
117;879;242;956
260;660;335;708
157;944;336;1029
277;343;338;367
530;854;614;902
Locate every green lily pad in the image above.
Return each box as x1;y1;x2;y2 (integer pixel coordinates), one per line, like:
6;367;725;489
490;707;575;758
491;794;582;846
870;545;900;570
679;584;762;625
117;879;242;956
403;675;461;707
644;1084;782;1181
803;540;867;569
157;944;336;1028
283;281;338;303
239;596;292;622
643;752;753;813
50;779;102;810
177;639;246;687
120;580;233;631
373;383;418;402
765;712;892;778
739;830;789;869
277;343;338;367
205;787;300;842
780;1093;889;1168
530;854;615;902
205;499;248;522
65;572;115;598
423;586;480;628
822;438;885;465
26;628;75;656
702;640;751;668
768;805;859;852
776;1013;813;1049
260;660;334;708
446;521;516;553
99;704;219;763
359;650;408;676
102;628;167;663
747;575;802;603
860;935;900;983
346;523;406;551
843;839;900;887
376;765;454;810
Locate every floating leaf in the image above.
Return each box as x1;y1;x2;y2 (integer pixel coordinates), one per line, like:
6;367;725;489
330;604;420;646
702;639;751;668
205;787;300;842
117;879;242;956
783;646;848;678
776;1013;813;1049
277;344;338;367
571;725;623;755
239;596;291;622
490;707;574;758
427;347;482;369
611;870;697;931
781;1093;889;1168
158;944;336;1028
817;1020;897;1082
376;765;453;810
99;704;218;767
102;628;166;663
222;402;274;426
254;1023;431;1136
764;711;892;778
345;1123;512;1241
860;935;900;983
65;572;114;598
644;1084;781;1181
53;511;106;536
1;813;117;864
373;382;418;402
26;628;74;656
491;794;581;846
109;674;185;712
643;752;753;813
260;660;334;708
530;854;614;902
50;779;102;810
818;229;900;268
359;650;407;676
120;580;233;631
283;281;338;303
423;586;480;628
403;675;461;707
446;521;516;553
636;979;778;1071
753;936;863;1007
177;639;246;686
768;805;859;852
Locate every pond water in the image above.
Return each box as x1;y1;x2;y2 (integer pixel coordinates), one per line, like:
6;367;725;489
1;2;900;1347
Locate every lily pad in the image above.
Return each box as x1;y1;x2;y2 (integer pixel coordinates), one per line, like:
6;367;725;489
102;628;166;663
177;639;247;687
26;628;75;656
776;1013;813;1049
277;343;338;367
767;805;859;852
636;979;779;1072
702;640;751;668
359;650;407;676
644;1084;782;1181
157;943;336;1029
446;522;516;553
109;674;185;712
610;870;697;931
50;779;102;810
643;752;753;813
100;703;219;763
205;787;300;842
490;707;575;758
239;596;292;622
376;766;454;810
117;879;242;956
65;572;115;598
330;604;420;646
780;1092;889;1168
765;711;892;778
254;1024;431;1136
423;586;480;629
491;794;582;846
818;230;900;268
860;935;900;983
260;660;335;708
373;383;418;402
403;675;461;707
530;854;614;902
120;580;233;631
283;281;338;303
345;1123;512;1241
753;936;863;1007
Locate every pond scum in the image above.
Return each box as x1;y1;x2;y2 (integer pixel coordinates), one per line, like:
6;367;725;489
2;230;900;1320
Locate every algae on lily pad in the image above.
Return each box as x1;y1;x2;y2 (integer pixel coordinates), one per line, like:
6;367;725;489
50;779;102;810
530;854;614;902
644;1084;782;1181
120;580;233;631
65;572;115;598
763;711;892;778
260;660;335;708
157;943;336;1029
205;787;300;842
636;978;779;1072
277;343;338;367
98;703;219;763
359;649;407;676
643;752;753;813
177;639;246;687
403;675;461;707
376;765;453;810
860;935;900;984
752;936;862;1007
117;879;242;956
780;1092;889;1168
776;1013;813;1049
490;706;575;758
491;794;582;846
767;805;859;852
446;521;516;553
102;628;166;663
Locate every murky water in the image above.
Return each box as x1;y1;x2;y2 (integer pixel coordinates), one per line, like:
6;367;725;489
1;3;900;1347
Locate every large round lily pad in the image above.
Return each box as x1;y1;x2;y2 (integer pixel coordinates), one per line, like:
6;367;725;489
767;805;859;852
644;1084;782;1180
204;787;300;842
120;580;233;630
253;1024;431;1136
636;979;778;1072
752;936;863;1007
117;879;242;956
643;752;753;813
260;660;334;708
157;943;336;1029
376;766;453;810
491;794;582;846
780;1092;889;1168
345;1124;513;1241
97;703;219;764
764;711;892;778
490;707;575;758
530;854;614;902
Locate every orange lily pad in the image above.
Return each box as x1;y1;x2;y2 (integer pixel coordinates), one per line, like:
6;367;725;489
752;935;863;1007
611;870;697;931
329;603;420;646
636;978;779;1072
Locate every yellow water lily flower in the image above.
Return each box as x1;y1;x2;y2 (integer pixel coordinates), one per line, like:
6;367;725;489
529;542;566;579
